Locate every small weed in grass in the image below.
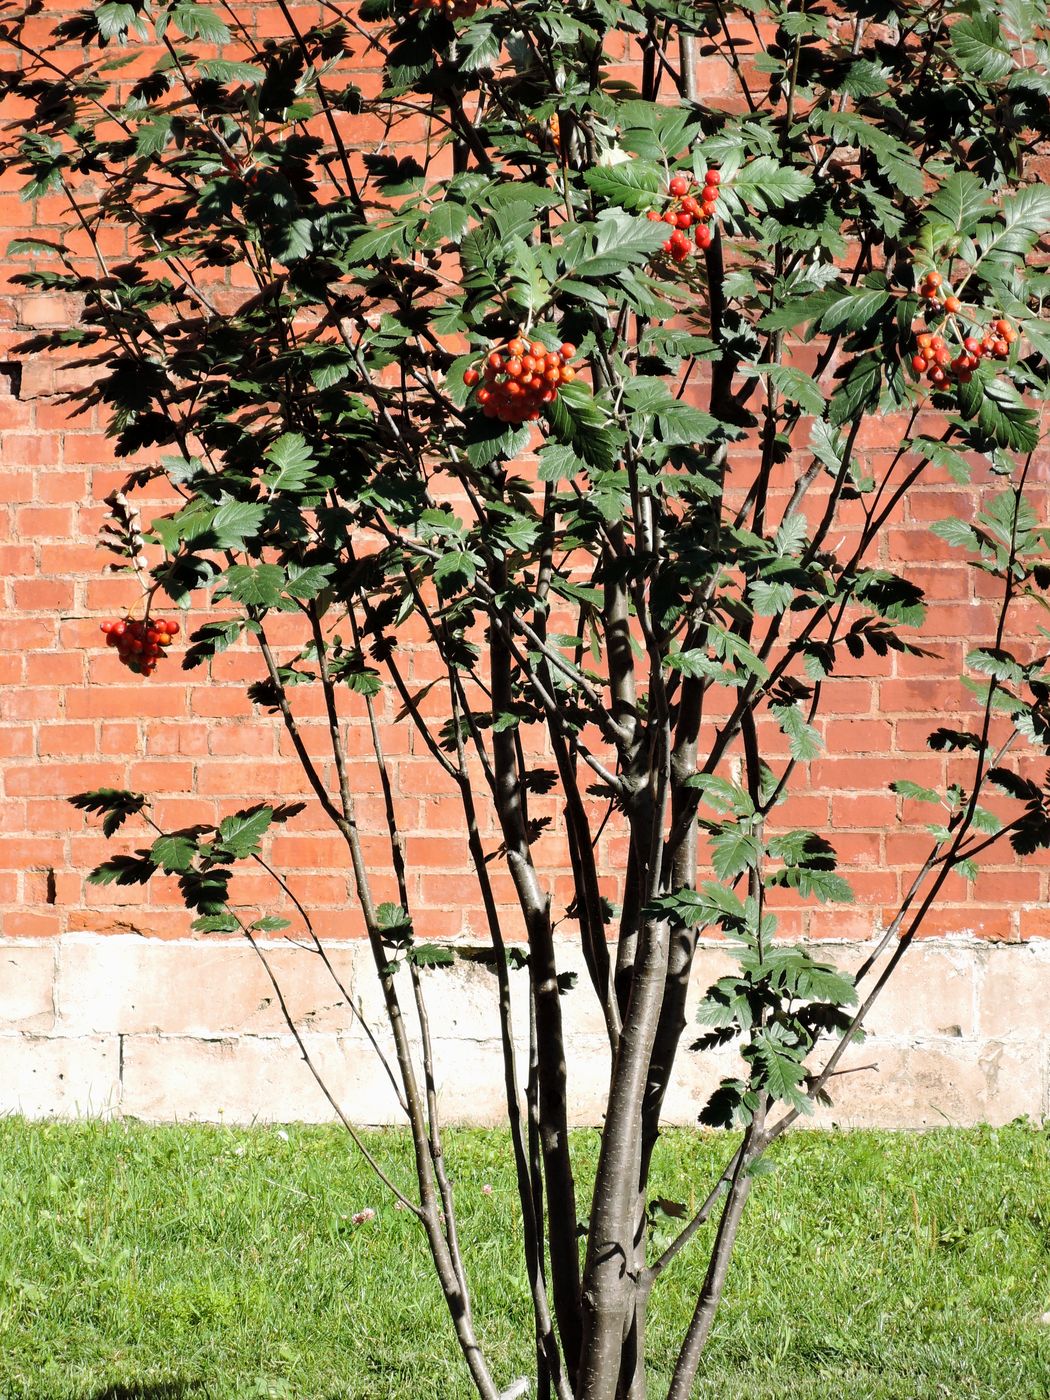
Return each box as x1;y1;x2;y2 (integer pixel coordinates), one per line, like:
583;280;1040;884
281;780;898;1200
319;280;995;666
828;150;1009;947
0;1120;1047;1398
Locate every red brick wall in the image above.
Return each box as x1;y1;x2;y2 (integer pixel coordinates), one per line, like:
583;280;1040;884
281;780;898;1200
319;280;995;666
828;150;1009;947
2;9;1048;950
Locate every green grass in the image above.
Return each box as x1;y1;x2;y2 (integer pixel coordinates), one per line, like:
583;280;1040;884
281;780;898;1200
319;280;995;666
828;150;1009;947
0;1120;1048;1398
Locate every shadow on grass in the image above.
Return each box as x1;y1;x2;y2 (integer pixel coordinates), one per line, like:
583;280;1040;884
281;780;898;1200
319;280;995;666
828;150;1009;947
87;1385;203;1400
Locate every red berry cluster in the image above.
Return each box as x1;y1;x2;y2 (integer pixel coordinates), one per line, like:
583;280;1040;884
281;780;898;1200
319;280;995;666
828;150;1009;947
100;616;180;676
463;338;577;423
646;168;721;262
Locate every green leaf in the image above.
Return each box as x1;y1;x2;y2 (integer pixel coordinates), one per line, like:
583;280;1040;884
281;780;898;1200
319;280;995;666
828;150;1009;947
958;376;1040;454
891;780;942;805
927;172;993;236
433;550;477;594
217;806;274;858
951;14;1014;81
208;501;267;549
464;418;530;470
566;210;666;281
196;60;264;85
687;774;755;818
750;1027;810;1109
762;365;825;416
407;944;456;968
265;433;316;492
220;564;285;608
809;111;923;198
537;443;588;482
828;355;882;426
710;829;761;880
193;913;239;933
426;200;469;245
377;902;413;934
730;157;814;210
929;517;980;552
169;3;230;42
149;834;199;873
771;703;822;761
978;185;1050;266
582;161;663;212
96;2;147;40
817;284;892;335
134;117;173;157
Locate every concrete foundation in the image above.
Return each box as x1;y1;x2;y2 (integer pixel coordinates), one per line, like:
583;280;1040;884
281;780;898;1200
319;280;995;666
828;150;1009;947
0;933;1046;1128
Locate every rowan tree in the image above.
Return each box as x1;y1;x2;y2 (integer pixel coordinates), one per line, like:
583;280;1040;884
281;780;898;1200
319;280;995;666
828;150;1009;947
5;0;1050;1395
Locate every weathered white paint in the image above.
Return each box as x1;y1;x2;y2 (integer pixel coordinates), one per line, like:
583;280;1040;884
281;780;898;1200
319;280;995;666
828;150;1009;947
0;932;1045;1127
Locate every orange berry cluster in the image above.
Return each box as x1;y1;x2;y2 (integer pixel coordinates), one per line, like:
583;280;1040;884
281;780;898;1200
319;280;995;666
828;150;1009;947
646;168;721;262
100;615;180;676
463;339;577;424
911;320;1016;389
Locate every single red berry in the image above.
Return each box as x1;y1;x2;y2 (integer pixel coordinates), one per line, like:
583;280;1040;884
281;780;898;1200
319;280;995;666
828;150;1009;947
464;368;480;387
507;337;526;357
669;175;689;197
923;270;942;289
646;210;661;221
917;333;933;349
560;365;576;382
995;318;1011;336
993;337;1009;357
704;169;721;186
559;343;575;360
505;357;523;378
944;295;961;314
695;225;712;250
964;337;980;354
681;196;701;216
911;354;927;373
662;211;677;226
530;340;545;358
662;239;673;253
487;352;503;370
675;211;694;229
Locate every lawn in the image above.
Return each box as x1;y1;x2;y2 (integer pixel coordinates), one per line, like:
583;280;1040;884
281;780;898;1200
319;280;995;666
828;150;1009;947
0;1119;1047;1399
